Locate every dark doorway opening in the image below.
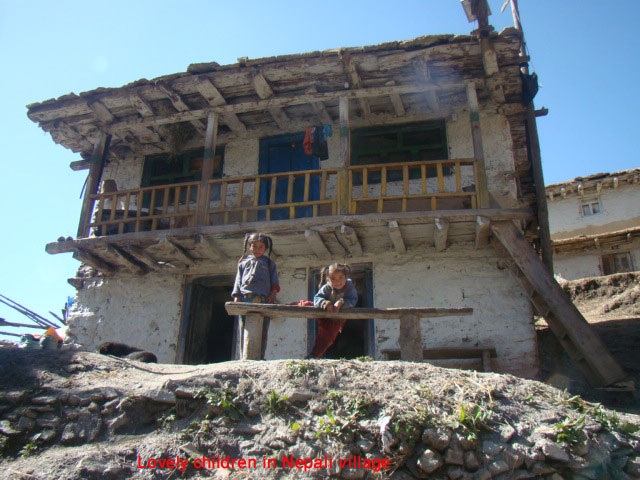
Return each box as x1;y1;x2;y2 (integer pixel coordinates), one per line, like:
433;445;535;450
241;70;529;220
182;277;236;364
308;265;374;359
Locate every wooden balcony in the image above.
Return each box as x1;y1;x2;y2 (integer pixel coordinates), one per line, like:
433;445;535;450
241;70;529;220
47;159;533;274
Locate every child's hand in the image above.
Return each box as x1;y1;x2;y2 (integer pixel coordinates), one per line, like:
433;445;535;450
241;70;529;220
233;297;240;302
266;292;276;303
321;300;332;311
334;299;344;311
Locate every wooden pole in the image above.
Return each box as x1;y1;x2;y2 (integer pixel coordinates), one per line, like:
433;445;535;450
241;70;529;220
465;82;490;208
508;0;553;273
77;132;110;238
242;313;263;360
399;314;423;362
339;96;351;214
196;112;219;226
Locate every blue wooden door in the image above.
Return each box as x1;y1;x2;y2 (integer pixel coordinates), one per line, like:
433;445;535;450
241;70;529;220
259;133;319;220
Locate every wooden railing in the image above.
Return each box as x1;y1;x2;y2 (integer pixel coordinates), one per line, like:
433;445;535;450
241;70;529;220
86;181;200;236
203;168;340;225
348;159;478;214
83;160;479;237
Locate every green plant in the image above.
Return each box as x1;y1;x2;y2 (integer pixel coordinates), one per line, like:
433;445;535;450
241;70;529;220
326;390;375;419
554;416;586;446
393;407;431;446
264;391;289;414
457;402;492;435
314;408;356;441
158;408;176;429
196;387;244;420
19;442;39;457
286;360;315;377
355;356;373;362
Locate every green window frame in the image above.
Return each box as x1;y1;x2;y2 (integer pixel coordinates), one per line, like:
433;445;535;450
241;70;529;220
350;121;448;184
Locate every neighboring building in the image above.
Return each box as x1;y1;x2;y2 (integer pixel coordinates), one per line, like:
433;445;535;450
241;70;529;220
546;169;640;280
27;9;623;387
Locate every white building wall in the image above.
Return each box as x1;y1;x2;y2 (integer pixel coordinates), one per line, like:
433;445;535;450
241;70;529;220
553;244;640;280
67;273;184;363
548;185;640;240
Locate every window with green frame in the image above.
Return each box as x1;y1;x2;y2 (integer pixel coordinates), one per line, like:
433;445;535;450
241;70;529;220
351;121;448;183
141;147;224;187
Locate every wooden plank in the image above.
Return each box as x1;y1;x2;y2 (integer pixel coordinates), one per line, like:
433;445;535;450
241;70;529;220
194;234;225;261
466;82;490;208
340;51;370;118
337;224;362;257
491;221;627;387
251;71;291;129
128;91;155;117
434;218;449;252
105;83;462;134
107;244;149;274
389;94;406;117
164;238;195;266
195;77;246;133
307;85;332;124
225;302;472;320
399;314;423;362
388;220;406;253
155;81;206;134
126;245;160;271
77;132;110;238
474;215;490;249
381;347;497;361
87;100;115;124
304;229;331;258
73;248;117;273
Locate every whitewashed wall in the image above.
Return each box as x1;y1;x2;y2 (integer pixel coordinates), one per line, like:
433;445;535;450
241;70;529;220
67;273;184;363
548;185;640;240
554;245;640;280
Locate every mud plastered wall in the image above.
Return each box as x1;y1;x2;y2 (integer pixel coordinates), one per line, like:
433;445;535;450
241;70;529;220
553;252;603;280
373;245;537;378
67;273;183;363
549;185;640;239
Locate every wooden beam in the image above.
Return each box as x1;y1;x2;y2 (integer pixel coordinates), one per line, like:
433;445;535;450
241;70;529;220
399;314;423;362
474;215;491;249
107;244;149;274
128;91;155;117
164;238;195;266
491;221;627;387
340;51;370;118
225;302;473;320
386;82;406;117
87;100;115;124
126;245;160;271
73;248;117;273
304;230;331;258
105;83;464;134
242;313;263;360
412;57;440;111
307;86;333;124
155;82;206;134
46;208;535;255
434;218;449;252
251;71;291;129
196;77;247;133
337;224;362;257
465;82;490;208
77;132;110;238
388;220;406;253
339;96;351;214
196;112;218;225
194;234;225;261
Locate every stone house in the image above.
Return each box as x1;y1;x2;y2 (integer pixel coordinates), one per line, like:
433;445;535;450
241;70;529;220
546;169;640;280
26;7;626;388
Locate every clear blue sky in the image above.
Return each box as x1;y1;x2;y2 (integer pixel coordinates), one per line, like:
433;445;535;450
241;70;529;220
1;1;639;339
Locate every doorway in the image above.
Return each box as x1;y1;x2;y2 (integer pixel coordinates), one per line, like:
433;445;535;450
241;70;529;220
307;264;374;359
181;277;237;364
259;133;320;220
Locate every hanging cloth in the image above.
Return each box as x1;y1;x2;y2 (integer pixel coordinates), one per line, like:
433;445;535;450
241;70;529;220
303;127;315;155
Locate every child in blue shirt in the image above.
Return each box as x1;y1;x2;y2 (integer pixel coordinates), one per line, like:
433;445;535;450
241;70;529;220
232;233;280;359
308;263;357;358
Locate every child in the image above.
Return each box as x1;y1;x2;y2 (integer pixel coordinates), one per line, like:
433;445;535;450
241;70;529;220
308;263;358;358
232;233;280;359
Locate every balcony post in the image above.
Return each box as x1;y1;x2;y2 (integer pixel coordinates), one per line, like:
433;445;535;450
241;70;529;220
196;112;219;226
77;132;110;238
465;81;490;208
339;96;351;214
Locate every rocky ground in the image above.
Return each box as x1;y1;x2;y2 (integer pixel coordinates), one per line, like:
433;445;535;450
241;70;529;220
0;272;639;480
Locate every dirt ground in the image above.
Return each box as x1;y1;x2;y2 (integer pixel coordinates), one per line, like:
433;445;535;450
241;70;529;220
537;271;640;412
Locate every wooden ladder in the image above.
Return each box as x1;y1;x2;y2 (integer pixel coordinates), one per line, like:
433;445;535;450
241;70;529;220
491;221;628;388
